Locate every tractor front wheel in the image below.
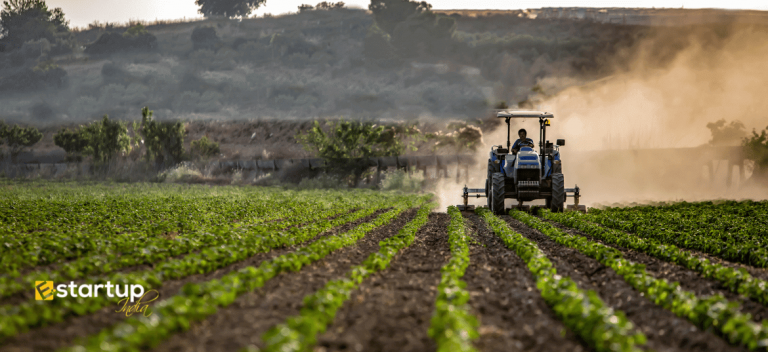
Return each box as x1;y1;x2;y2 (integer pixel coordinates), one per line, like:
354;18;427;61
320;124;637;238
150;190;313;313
491;172;505;215
550;173;565;212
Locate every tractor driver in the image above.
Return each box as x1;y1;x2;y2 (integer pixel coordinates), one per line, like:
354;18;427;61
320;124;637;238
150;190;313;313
511;129;535;155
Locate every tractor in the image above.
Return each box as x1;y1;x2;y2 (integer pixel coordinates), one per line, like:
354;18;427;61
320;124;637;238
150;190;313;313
459;110;585;214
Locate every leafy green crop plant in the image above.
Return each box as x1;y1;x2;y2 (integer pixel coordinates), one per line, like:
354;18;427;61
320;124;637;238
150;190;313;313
585;201;768;267
61;196;431;352
542;210;768;307
512;209;768;350
0;194;423;340
477;208;646;352
427;206;479;352
260;203;435;352
0;202;359;299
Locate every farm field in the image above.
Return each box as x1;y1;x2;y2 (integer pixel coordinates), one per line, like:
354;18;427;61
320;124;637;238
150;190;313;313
1;182;768;351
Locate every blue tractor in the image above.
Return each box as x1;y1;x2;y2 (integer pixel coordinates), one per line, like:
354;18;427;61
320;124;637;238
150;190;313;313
460;111;584;214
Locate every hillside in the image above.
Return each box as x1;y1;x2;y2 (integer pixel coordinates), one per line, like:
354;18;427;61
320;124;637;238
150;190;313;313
0;6;716;124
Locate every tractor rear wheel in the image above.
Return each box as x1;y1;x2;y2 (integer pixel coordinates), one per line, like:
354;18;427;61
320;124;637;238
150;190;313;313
550;173;565;212
491;172;506;215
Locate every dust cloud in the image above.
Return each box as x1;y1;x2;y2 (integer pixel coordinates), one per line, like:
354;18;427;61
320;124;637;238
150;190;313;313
436;24;768;211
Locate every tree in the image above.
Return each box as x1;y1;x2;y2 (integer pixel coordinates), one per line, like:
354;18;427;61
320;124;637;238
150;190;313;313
0;123;42;162
53;115;130;163
138;107;185;167
368;0;431;35
0;0;69;51
707;119;746;146
296;119;412;185
195;0;266;18
743;126;768;180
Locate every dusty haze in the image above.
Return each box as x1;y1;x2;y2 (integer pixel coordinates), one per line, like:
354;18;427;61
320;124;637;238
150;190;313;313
437;24;768;210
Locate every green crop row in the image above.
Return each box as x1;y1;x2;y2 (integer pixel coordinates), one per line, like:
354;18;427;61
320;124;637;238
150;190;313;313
584;209;768;268
0;201;360;300
0;195;418;341
0;189;333;274
512;209;768;350
589;202;768;245
594;200;768;223
260;204;434;352
542;210;768;306
427;206;479;352
63;199;429;352
477;208;646;352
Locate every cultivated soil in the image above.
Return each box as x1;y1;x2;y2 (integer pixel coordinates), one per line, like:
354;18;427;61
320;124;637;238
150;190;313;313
152;208;419;352
0;209;387;352
315;213;450;352
461;212;585;352
500;215;746;352
547;220;768;323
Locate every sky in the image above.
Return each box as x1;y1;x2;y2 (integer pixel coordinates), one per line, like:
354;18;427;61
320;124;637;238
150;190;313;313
45;0;768;29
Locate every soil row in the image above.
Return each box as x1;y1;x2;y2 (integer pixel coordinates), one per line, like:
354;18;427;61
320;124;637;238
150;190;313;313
461;212;585;352
546;219;768;323
499;215;745;352
153;208;419;352
1;208;388;352
315;213;450;352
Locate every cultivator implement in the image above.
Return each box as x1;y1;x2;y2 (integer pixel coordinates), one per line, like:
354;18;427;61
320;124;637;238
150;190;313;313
457;185;586;212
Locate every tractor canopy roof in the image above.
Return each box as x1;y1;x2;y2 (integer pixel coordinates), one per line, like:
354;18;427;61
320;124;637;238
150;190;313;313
496;110;554;118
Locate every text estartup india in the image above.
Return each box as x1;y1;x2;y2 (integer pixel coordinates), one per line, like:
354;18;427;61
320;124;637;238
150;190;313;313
49;282;146;302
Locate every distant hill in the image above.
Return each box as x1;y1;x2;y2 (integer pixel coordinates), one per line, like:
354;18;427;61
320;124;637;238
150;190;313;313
1;6;766;125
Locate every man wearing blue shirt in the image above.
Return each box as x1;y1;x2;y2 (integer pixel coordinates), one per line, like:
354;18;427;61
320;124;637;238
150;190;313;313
511;129;534;154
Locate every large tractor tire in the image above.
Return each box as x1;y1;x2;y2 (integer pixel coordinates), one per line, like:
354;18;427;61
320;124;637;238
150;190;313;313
487;160;499;178
550;173;565;212
486;160;498;205
491;172;506;215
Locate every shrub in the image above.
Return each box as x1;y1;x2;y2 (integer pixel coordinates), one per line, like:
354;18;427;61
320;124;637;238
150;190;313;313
380;169;423;192
190;136;220;158
0;123;43;161
157;164;203;183
138;106;185;166
84;29;157;55
0;61;67;91
315;2;345;10
53;115;130;162
191;26;220;51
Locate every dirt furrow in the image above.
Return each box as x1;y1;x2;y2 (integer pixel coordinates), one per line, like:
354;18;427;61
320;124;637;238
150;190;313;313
315;213;449;352
151;208;419;352
500;215;745;352
586;219;768;281
462;212;585;352
0;209;388;352
547;220;768;322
